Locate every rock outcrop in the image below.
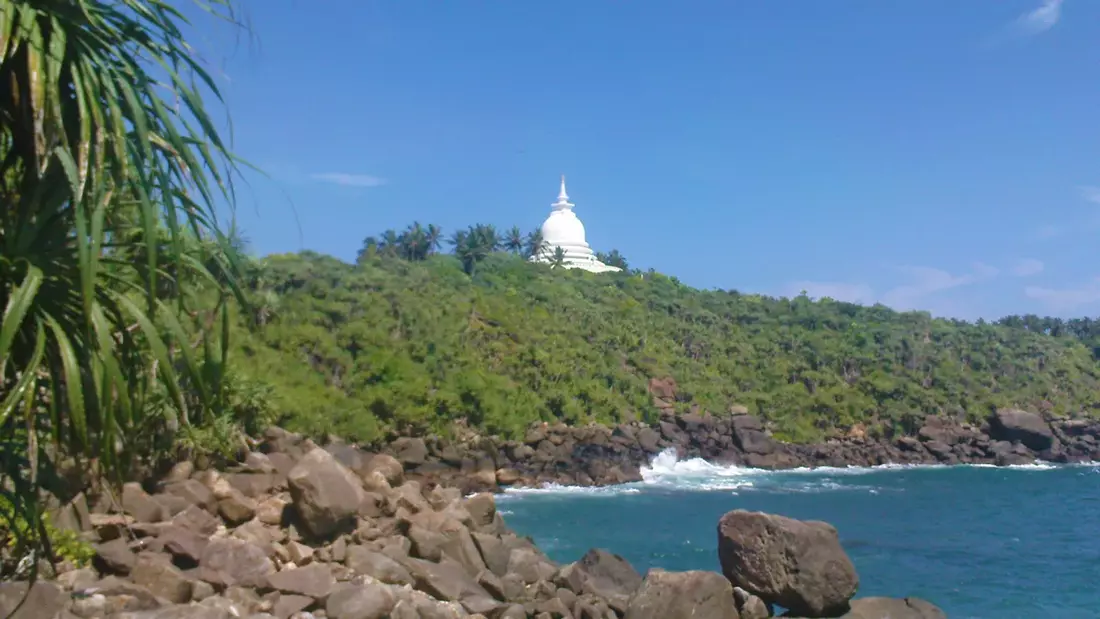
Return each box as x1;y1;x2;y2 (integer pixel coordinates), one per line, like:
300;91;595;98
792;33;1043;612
717;510;858;617
350;405;1100;493
22;426;948;619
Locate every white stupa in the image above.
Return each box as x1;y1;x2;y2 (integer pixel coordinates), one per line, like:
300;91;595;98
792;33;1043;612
531;176;621;273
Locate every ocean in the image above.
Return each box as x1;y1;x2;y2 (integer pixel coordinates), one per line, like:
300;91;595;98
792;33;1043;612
496;449;1100;619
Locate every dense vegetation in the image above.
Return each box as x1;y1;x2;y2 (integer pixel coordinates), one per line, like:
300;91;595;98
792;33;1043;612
235;229;1100;446
0;0;251;575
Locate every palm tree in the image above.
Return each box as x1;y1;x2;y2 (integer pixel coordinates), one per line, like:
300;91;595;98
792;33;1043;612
448;229;469;251
357;236;380;264
402;222;428;261
504;226;524;255
549;246;568;269
454;231;492;276
469;224;501;252
0;0;247;570
425;224;443;256
598;249;629;271
378;229;401;258
524;229;547;259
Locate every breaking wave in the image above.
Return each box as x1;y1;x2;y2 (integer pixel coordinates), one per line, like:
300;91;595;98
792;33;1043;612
498;448;1090;500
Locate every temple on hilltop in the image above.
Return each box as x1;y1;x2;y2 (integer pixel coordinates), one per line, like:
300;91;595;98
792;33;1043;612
531;176;622;273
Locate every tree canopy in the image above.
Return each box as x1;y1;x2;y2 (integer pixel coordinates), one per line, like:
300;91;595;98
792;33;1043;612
235;231;1100;446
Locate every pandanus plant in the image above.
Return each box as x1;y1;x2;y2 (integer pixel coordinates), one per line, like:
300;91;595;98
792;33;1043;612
0;0;248;575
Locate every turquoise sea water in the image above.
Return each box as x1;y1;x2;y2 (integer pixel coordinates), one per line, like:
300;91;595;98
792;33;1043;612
496;450;1100;619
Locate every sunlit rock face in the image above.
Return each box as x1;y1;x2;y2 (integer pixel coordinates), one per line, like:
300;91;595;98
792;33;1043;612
532;176;621;273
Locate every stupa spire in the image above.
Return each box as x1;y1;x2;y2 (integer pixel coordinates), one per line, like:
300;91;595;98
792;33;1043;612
552;174;574;210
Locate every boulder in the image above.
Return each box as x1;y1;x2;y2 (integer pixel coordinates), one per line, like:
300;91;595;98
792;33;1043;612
287;446;367;539
162;479;217;513
734;586;770;619
392;437;429;467
575;548;643;614
93;538;136;575
326;581;397;619
265;563;335;600
122;482;169;523
346;546;415;586
731;415;776;455
131;553;193;604
0;581;67;619
199;537;275;589
717;510;858;617
840;597;946;619
159;524;211;565
402;556;499;612
367;453;406;486
624;569;740;619
989;409;1055;451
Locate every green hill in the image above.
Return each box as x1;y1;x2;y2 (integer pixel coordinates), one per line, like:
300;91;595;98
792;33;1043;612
234;246;1100;445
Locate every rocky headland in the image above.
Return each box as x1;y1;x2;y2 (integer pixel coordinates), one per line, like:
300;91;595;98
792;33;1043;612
366;402;1100;493
15;426;947;619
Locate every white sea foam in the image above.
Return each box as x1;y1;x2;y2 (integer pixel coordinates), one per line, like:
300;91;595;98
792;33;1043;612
497;448;1094;499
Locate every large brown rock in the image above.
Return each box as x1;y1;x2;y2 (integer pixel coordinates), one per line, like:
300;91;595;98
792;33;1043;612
624;569;740;619
840;597;946;619
401;556;500;614
366;453;406;486
0;581;67;619
989;409;1055;451
575;548;643;614
131;553;193;604
265;563;335;600
122;482;169;523
717;510;858;618
326;581;396;619
287;447;367;539
391;437;429;467
199;537;275;589
346;546;415;586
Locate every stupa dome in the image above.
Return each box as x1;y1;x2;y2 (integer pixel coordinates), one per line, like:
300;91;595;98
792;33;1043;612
540;210;586;245
530;176;621;274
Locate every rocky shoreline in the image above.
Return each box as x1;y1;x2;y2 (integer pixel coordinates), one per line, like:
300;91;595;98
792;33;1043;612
16;426;946;619
366;407;1100;493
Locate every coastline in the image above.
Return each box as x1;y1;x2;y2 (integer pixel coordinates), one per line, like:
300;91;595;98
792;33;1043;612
22;426;948;619
369;408;1100;494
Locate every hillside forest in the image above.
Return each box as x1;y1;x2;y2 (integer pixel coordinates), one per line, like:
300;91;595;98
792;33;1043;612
232;221;1100;445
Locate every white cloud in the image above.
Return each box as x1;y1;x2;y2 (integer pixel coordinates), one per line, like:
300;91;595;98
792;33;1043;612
1025;279;1100;311
1079;185;1100;204
1036;224;1061;239
881;266;983;310
1012;258;1045;277
786;263;998;316
972;262;1001;279
1015;0;1064;36
785;281;875;305
310;172;387;188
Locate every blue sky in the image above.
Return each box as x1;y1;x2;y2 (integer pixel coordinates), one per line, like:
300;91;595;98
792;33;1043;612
194;0;1100;320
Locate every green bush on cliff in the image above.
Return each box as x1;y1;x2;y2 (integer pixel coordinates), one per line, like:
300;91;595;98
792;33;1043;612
233;249;1100;444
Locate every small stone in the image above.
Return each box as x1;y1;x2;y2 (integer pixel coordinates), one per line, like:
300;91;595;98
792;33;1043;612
58;567;99;591
287;541;314;565
191;580;217;601
257;496;289;525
